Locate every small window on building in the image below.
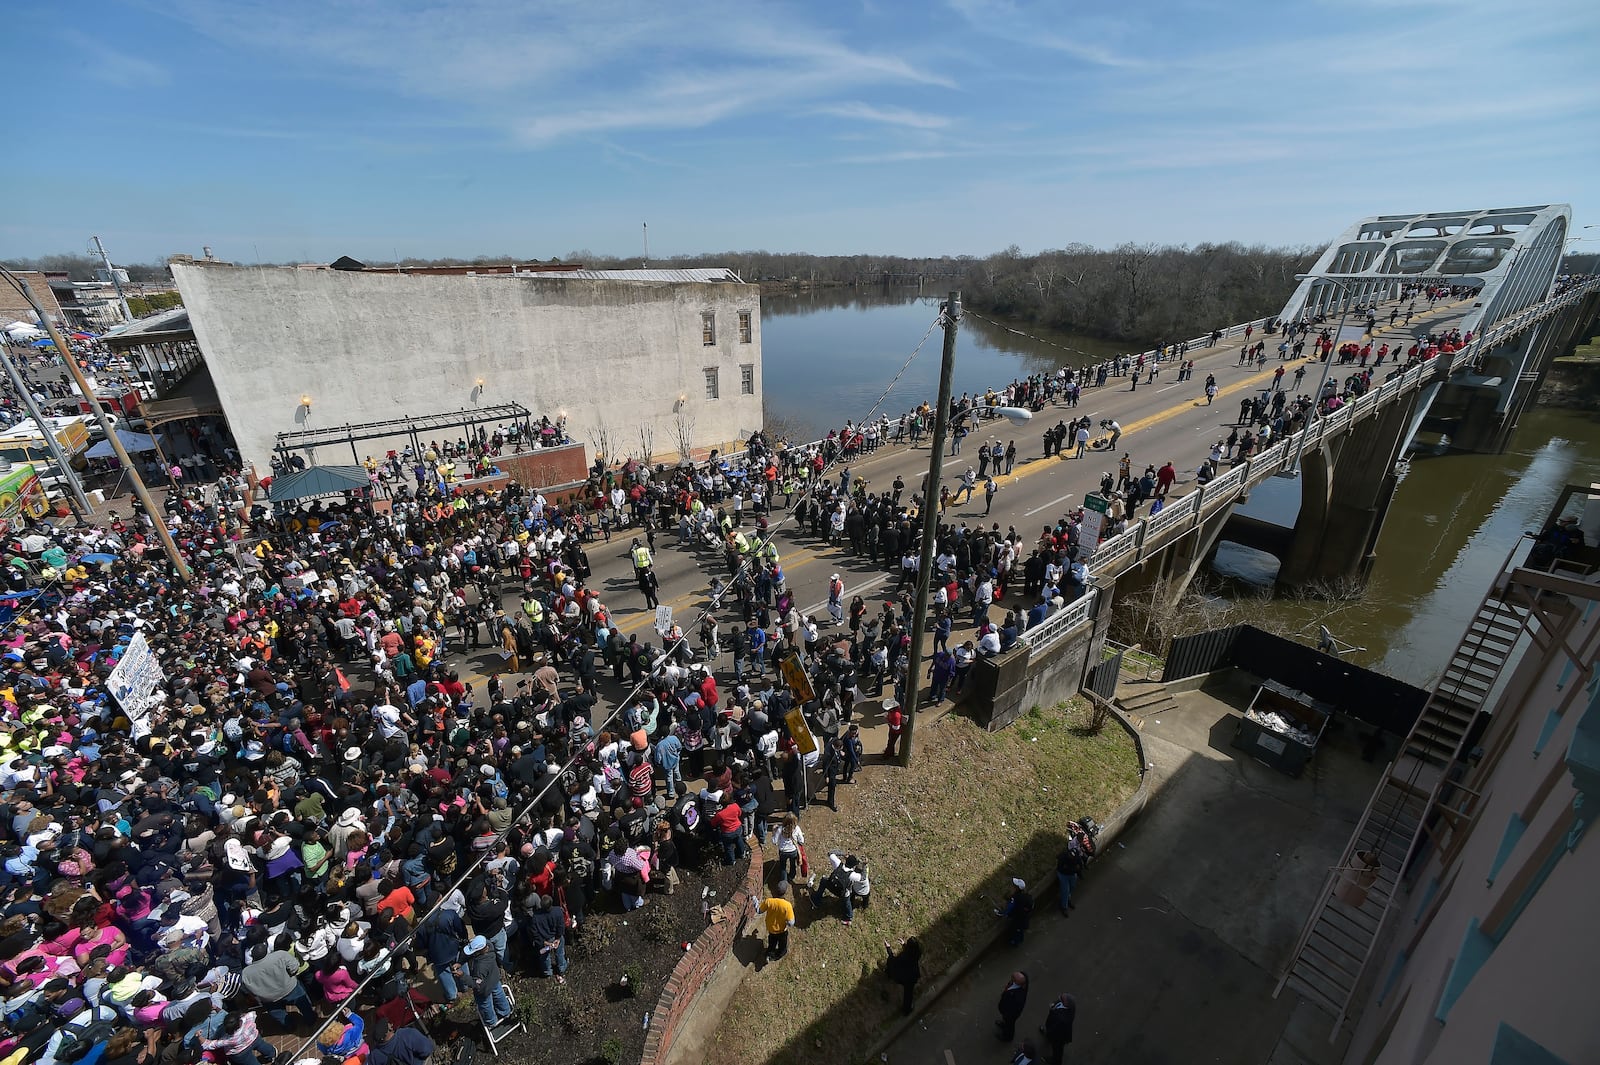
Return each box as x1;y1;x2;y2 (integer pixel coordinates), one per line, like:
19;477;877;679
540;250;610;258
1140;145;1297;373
704;367;720;400
740;363;754;395
701;312;716;346
738;311;753;343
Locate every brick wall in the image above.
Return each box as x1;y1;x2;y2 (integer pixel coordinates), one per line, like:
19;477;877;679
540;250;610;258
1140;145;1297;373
495;442;589;493
0;271;65;325
639;858;762;1065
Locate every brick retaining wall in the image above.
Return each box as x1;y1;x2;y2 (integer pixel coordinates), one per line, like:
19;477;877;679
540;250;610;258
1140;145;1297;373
639;858;763;1065
496;442;589;491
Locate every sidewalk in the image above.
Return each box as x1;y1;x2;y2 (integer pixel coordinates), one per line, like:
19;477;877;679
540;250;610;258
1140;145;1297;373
886;673;1382;1065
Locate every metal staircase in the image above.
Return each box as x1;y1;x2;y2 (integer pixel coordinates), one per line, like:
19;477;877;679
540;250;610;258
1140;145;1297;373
1273;547;1546;1036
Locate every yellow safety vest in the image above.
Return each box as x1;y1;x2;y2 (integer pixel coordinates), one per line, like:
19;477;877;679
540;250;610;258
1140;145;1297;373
632;547;652;570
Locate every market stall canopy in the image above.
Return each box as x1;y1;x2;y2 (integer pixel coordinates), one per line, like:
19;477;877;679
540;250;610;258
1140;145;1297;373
86;428;165;458
267;464;371;502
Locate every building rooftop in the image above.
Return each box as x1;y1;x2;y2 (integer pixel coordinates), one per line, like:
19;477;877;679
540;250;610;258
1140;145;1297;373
543;268;744;283
100;308;190;340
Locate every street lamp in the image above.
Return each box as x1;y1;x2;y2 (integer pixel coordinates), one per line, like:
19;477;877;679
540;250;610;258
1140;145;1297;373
1278;273;1357;480
898;289;1032;765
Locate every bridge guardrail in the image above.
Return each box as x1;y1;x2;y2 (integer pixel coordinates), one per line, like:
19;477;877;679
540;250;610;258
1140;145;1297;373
1068;278;1600;595
1146;490;1200;537
1022;585;1101;651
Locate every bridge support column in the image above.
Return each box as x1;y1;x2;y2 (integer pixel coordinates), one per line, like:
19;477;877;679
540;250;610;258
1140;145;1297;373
1280;392;1417;589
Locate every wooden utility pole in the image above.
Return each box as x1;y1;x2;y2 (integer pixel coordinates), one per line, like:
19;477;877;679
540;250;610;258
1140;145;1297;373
898;291;960;766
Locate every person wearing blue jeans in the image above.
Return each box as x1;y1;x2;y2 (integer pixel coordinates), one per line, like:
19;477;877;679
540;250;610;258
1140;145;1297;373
655;730;684;800
459;935;512;1028
527;894;569;982
1055;842;1084;915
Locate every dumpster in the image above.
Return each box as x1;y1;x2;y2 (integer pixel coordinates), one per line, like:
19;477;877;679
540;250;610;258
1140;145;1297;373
1232;679;1331;777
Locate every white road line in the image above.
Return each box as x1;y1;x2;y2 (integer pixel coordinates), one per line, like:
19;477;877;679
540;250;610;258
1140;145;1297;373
801;571;891;616
1024;491;1076;517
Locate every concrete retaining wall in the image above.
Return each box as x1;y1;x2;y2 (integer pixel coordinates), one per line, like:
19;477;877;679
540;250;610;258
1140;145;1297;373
967;616;1099;730
171;263;763;470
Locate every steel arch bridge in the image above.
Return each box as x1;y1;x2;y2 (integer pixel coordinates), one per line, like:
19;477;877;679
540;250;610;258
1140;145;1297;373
1282;204;1570;335
1280;204;1586;452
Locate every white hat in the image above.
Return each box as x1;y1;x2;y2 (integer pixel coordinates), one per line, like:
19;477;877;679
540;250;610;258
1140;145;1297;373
1010;877;1027;890
344;746;362;762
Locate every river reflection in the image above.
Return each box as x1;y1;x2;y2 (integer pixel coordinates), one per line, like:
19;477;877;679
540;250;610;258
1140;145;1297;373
760;286;1123;437
1211;407;1600;685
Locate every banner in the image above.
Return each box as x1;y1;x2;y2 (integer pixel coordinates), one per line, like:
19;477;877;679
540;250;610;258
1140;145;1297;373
784;707;818;756
777;650;815;703
106;631;166;722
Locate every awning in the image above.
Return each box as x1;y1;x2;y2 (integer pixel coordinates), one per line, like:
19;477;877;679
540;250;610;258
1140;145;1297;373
86;429;165;458
140;365;223;426
268;464;372;502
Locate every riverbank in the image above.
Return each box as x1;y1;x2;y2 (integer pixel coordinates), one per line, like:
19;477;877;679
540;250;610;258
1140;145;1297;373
1539;356;1600;409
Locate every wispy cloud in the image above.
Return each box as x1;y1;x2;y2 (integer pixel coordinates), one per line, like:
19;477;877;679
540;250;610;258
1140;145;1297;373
944;0;1146;68
812;102;950;129
60;29;170;87
160;0;955;145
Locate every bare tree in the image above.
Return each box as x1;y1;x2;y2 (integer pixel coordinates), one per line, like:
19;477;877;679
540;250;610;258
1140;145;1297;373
635;423;656;463
673;411;697;463
587;420;617;466
1110;573;1371;658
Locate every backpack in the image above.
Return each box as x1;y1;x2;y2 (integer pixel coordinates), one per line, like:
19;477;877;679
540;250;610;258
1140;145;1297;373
55;1019;118;1063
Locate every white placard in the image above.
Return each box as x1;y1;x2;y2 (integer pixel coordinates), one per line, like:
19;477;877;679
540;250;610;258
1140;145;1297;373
654;605;673;637
106;631;166;722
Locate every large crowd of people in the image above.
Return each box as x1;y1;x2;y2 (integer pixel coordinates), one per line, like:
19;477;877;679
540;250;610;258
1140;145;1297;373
0;283;1496;1065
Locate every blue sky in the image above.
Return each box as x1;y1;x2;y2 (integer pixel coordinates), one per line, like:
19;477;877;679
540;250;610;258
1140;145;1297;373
7;0;1598;264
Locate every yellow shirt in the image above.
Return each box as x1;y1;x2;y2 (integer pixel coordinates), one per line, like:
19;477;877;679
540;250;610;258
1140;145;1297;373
759;897;794;934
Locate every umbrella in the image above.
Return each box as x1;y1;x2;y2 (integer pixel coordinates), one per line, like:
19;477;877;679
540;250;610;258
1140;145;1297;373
69;332;96;340
30;338;56;348
80;553;118;565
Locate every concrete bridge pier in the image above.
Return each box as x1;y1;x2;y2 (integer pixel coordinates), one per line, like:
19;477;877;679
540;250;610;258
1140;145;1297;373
1106;493;1240;609
1279;390;1419;589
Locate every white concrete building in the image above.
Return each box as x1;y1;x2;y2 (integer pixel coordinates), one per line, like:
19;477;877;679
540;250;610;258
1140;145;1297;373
169;261;763;470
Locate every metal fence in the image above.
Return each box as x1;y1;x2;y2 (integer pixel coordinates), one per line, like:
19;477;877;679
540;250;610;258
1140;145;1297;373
1083;642;1124;701
1022;586;1100;652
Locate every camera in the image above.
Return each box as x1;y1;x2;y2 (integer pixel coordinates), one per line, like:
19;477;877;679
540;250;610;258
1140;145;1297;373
1099;419;1114;429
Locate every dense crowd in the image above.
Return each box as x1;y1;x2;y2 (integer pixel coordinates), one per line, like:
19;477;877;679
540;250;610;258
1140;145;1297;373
0;284;1497;1065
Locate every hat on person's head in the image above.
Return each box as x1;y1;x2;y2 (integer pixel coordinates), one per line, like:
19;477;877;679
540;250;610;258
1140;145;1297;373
408;762;426;775
336;808;363;829
463;935;488;956
344;746;361;763
1011;877;1027;890
479;763;495;777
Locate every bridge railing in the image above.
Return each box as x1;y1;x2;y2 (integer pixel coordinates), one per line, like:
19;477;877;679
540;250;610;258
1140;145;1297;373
1146;489;1201;538
1022;586;1101;651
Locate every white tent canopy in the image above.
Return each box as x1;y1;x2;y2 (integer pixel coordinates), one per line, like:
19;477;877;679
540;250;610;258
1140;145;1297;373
4;322;46;339
86;428;164;458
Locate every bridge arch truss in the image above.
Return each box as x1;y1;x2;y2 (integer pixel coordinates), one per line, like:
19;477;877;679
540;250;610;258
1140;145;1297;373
1282;203;1571;337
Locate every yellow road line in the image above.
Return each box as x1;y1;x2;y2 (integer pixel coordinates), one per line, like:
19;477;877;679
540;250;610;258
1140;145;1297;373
999;299;1464;488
